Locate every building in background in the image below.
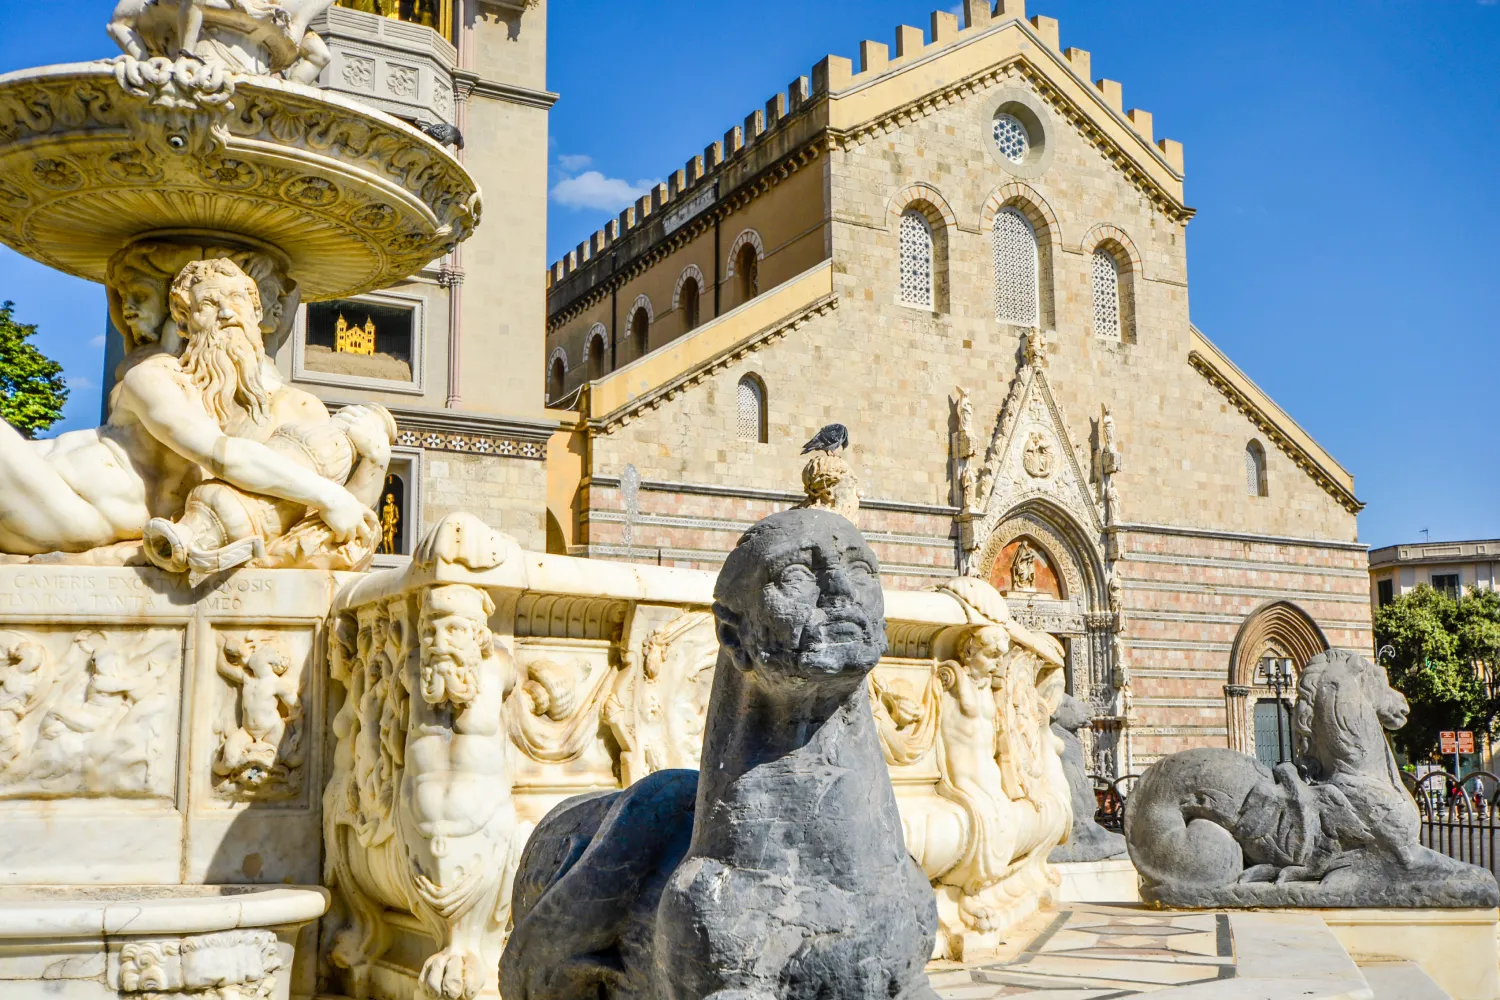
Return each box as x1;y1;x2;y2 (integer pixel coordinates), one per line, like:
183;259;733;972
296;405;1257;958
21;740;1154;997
1369;538;1500;609
539;0;1372;775
100;0;558;562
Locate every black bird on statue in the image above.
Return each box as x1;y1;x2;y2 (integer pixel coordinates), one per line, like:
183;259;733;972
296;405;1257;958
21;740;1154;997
801;423;849;455
415;119;465;150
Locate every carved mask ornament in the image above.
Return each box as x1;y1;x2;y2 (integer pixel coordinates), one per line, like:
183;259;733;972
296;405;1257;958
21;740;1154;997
418;584;495;707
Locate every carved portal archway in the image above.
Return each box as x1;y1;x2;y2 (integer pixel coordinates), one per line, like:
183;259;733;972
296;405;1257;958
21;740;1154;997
1224;600;1329;757
976;500;1108;701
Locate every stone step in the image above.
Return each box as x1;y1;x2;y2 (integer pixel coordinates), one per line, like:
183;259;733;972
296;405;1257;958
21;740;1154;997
1359;961;1453;1000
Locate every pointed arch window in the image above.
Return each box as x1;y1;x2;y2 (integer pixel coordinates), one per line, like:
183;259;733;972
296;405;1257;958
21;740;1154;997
1245;440;1268;497
735;374;766;444
547;355;565;400
1092;249;1121;341
992;207;1039;326
899;210;934;309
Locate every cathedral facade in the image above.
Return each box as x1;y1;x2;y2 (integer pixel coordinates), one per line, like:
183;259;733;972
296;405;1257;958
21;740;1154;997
541;0;1371;773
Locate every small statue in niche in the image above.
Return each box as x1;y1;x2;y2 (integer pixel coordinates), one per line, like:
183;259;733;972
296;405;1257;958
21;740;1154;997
214;631;302;797
379;490;400;555
1011;541;1038;592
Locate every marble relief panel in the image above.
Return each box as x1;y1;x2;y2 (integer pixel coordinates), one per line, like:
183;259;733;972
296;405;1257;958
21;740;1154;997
208;627;315;804
0;627;183;800
508;639;619;789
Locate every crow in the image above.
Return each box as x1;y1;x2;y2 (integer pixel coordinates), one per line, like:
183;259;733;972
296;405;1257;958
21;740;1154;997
415;119;465;150
801;423;849;455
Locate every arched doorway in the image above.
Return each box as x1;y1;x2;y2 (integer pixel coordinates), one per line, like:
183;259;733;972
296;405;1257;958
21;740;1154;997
1224;600;1329;761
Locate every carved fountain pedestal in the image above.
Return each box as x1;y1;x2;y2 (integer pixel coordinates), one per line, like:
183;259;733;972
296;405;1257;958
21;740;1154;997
0;5;479;999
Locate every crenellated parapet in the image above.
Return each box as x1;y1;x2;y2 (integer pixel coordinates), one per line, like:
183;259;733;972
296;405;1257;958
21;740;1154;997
321;512;1076;995
545;0;1187;327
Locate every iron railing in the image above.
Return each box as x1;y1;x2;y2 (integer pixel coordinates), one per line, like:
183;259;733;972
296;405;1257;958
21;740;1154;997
1089;773;1140;833
1405;769;1500;879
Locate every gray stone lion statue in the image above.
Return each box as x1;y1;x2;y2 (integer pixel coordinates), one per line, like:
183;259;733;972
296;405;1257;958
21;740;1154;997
500;508;940;1000
1125;648;1498;907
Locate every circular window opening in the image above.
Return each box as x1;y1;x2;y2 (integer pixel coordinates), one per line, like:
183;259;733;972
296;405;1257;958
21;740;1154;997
993;113;1031;164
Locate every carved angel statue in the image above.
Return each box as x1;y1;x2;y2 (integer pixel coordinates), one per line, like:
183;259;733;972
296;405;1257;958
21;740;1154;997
108;0;334;83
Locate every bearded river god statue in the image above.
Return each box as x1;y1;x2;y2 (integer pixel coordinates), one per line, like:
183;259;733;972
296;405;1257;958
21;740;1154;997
1125;648;1500;908
0;258;392;575
501;508;941;1000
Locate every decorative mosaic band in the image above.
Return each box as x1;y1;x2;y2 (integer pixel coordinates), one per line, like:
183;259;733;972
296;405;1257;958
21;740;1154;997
396;428;546;460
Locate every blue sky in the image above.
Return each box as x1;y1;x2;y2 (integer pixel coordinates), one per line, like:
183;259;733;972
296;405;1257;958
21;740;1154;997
2;1;1496;549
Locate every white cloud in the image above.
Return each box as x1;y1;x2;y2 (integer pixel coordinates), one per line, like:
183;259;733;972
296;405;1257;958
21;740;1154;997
556;153;593;172
551;170;656;212
67;376;94;390
89;334;105;349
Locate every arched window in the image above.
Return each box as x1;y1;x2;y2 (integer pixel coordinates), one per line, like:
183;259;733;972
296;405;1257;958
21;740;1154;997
547;354;565;400
735;374;766;443
1092;248;1121;341
1245;440;1268;497
587;331;606;379
899;210;934;309
736;243;759;304
630;307;650;359
680;276;700;331
992;207;1039;326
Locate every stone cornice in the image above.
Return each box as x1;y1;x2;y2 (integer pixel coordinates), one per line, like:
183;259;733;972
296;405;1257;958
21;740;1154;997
1187;347;1362;515
546;144;823;332
452;69;557;109
586;293;838;431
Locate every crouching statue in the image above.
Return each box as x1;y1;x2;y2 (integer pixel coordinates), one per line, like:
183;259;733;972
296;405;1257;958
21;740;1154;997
1125;648;1499;907
500;508;940;1000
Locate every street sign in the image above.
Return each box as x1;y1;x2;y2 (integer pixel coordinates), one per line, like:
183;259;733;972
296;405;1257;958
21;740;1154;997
1441;731;1458;754
1458;731;1476;754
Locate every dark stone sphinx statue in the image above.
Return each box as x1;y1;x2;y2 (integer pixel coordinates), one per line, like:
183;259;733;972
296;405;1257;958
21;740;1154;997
500;508;939;1000
1048;695;1126;863
1125;648;1498;908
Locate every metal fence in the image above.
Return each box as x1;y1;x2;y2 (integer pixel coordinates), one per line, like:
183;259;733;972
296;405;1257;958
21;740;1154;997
1405;770;1500;879
1090;773;1140;833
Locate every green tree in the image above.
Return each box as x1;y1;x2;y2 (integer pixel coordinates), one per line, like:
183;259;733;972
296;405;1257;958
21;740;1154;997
0;301;68;437
1375;585;1500;761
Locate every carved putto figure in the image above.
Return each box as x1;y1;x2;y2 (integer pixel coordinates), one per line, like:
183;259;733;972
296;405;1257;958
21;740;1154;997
502;509;940;1000
0;257;392;575
892;577;1070;955
1126;649;1499;907
214;631;303;797
108;0;335;84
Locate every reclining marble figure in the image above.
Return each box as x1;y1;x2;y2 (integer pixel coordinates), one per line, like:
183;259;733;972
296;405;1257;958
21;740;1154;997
0;257;389;572
500;507;940;1000
1125;648;1499;907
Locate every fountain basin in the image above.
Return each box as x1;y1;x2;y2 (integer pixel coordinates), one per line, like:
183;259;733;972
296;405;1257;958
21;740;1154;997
0;60;480;300
0;884;328;999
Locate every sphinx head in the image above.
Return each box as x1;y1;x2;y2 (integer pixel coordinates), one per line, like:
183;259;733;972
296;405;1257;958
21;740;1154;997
712;508;887;685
